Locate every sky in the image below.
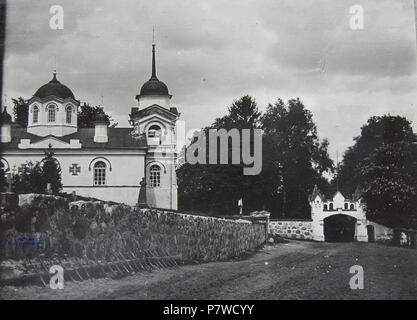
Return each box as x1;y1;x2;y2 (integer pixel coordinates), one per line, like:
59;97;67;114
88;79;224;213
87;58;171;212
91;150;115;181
3;0;417;162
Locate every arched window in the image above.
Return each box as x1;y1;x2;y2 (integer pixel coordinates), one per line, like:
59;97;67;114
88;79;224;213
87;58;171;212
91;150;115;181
66;105;72;124
148;125;161;138
344;203;348;210
47;105;56;122
94;161;106;186
350;204;355;210
149;165;161;187
329;203;334;210
33;106;39;123
323;204;328;211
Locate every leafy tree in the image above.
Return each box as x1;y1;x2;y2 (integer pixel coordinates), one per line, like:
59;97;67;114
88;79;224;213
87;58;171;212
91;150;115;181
212;95;261;129
177;96;333;218
12;97;28;127
261;98;333;218
178;95;263;215
78;103;117;128
338;115;415;198
359;141;417;227
12;161;44;194
12;145;62;195
339;116;417;227
0;166;6;192
41;145;63;194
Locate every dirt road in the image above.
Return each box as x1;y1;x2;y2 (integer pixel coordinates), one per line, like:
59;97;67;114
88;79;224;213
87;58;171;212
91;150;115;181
2;241;417;299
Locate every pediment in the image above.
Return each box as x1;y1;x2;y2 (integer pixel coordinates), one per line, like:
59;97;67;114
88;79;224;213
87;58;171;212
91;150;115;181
133;104;178;121
136;114;173;128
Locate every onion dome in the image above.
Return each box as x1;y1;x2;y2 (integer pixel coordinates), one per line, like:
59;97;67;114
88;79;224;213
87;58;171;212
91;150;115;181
139;44;170;96
33;71;75;100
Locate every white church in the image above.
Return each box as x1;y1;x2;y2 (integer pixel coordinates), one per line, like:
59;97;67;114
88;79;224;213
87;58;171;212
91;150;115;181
0;44;180;209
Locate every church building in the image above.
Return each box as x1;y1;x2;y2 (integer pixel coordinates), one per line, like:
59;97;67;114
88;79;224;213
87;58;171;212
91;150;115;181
0;44;180;209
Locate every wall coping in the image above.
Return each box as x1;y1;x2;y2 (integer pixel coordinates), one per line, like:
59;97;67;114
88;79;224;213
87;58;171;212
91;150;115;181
270;218;313;222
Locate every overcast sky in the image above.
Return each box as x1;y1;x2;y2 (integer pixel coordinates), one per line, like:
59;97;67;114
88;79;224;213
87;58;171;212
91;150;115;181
3;0;417;161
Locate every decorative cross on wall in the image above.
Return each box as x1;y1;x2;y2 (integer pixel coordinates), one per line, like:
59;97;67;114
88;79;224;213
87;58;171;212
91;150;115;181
69;164;81;176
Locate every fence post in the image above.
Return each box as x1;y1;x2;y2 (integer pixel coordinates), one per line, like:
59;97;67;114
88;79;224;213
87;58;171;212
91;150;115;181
249;211;271;243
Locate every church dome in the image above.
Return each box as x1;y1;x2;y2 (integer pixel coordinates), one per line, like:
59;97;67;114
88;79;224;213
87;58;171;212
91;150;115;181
138;44;170;97
140;78;169;96
34;72;75;100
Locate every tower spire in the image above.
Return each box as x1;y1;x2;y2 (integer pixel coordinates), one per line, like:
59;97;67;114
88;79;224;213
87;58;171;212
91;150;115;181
151;43;157;79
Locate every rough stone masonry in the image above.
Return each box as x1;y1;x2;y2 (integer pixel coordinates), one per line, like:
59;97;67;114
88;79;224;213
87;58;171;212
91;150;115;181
0;193;267;263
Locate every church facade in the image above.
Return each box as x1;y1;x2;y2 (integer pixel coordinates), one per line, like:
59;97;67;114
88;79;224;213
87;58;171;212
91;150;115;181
0;45;179;209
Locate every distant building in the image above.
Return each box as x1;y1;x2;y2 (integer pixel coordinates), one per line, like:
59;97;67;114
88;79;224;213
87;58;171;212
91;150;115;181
309;185;368;242
0;44;179;209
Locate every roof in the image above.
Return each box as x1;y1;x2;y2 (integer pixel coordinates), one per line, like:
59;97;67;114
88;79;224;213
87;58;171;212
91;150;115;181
309;184;325;202
33;72;75;100
130;104;179;121
1;126;147;150
139;78;170;96
137;44;170;97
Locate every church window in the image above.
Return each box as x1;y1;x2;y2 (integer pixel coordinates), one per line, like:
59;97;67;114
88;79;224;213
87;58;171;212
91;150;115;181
66;105;72;124
150;165;161;187
350;204;355;210
48;105;56;122
148;125;161;138
329;203;334;210
94;161;106;186
33;106;39;123
323;204;328;211
344;203;348;210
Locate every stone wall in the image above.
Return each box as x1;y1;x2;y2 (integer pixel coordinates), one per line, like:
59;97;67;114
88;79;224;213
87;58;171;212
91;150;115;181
269;219;314;240
367;220;394;243
0;193;266;262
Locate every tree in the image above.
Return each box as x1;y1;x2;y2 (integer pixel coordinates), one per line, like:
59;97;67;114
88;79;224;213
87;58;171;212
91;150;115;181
261;98;333;218
11;145;63;195
338;115;415;197
12;97;28;127
339;115;417;227
77;103;117;128
0;165;6;192
41;145;63;194
12;161;44;194
177;95;263;215
177;95;333;218
359;141;417;227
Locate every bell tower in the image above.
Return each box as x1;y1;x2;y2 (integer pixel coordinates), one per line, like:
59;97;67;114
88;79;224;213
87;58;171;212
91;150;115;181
130;44;180;210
